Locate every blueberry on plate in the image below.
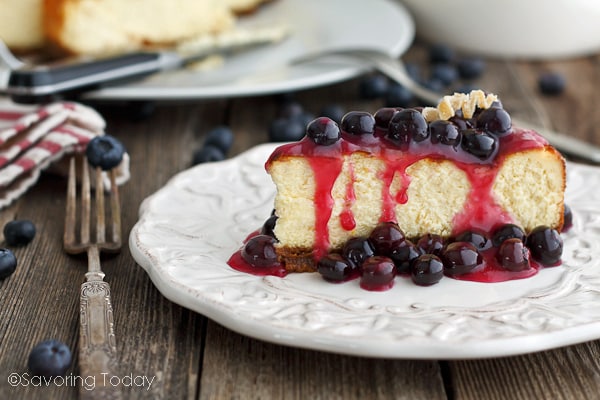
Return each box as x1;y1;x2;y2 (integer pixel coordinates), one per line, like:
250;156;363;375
0;248;17;279
203;126;234;154
86;135;126;171
28;339;72;378
3;220;36;246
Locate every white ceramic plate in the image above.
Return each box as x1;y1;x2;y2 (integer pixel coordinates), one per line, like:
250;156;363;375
84;0;414;100
129;143;600;359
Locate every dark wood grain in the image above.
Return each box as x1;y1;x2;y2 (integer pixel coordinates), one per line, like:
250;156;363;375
0;41;598;400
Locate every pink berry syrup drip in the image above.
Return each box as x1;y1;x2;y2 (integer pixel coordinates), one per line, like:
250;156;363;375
228;104;566;290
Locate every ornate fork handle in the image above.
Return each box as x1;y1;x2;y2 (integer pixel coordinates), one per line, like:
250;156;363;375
79;246;121;400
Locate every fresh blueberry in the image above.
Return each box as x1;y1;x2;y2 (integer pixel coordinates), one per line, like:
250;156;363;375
457;57;486;79
340;111;376;136
4;220;36;246
268;118;305;142
278;101;305;119
384;84;414;108
85;135;126;171
404;62;422;82
358;74;389;99
538;72;566;96
203;126;234;154
454;83;479;95
306;117;340;145
423;78;446;93
320;104;345;124
28;339;72;378
192;145;225;164
428;43;455;64
0;248;17;279
431;64;458;86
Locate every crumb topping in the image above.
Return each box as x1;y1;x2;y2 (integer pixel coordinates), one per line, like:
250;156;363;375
422;90;498;122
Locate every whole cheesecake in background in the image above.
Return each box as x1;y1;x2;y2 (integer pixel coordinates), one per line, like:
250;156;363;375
0;0;271;55
229;90;567;288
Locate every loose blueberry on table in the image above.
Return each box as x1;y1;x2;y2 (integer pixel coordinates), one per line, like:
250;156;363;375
28;339;72;378
0;248;17;279
86;135;126;170
3;220;36;246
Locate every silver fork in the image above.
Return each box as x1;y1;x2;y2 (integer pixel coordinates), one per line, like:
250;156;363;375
64;157;122;399
295;48;600;163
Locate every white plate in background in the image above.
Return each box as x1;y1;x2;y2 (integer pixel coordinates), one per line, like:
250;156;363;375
85;0;414;100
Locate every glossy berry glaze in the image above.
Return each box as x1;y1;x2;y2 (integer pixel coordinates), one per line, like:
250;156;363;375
228;100;565;289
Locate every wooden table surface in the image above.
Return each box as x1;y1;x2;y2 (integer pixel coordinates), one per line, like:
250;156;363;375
1;42;600;400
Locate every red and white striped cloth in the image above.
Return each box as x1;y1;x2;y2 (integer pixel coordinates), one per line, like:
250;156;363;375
0;98;130;209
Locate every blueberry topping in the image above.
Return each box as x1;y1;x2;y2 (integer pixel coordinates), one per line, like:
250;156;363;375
374;108;398;130
538;72;566;96
360;256;396;291
389;240;423;273
306;117;341;145
428;43;455;64
476;107;512;135
526;226;563;266
368;222;406;256
455;230;492;251
457;58;485;79
429;120;461;147
241;235;278;267
192;145;225;164
411;254;444;286
496;238;530;271
384;84;413;108
0;248;17;279
416;233;445;256
342;237;375;268
85;135;126;170
317;253;356;282
492;224;526;247
460;129;497;160
3;220;36;246
259;214;278;238
340;111;376;136
203;125;234;154
387;108;429;147
319;104;345;124
442;242;482;276
358;74;389;99
269;118;305;142
28;339;72;378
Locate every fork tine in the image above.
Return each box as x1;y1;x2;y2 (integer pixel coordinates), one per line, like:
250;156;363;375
81;158;91;245
109;168;122;248
95;165;105;244
64;157;77;248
